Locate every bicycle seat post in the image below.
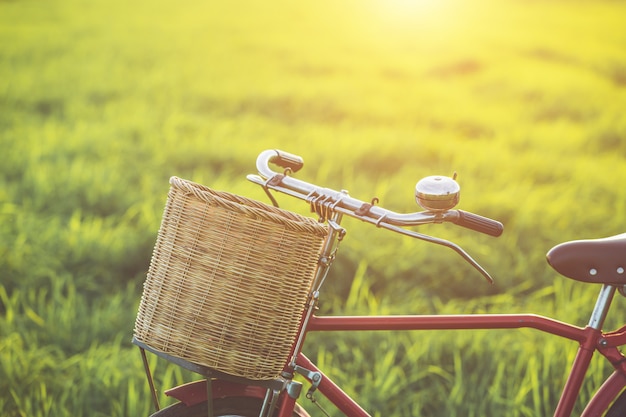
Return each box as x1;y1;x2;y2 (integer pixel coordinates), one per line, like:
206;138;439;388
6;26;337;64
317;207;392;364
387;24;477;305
588;284;617;330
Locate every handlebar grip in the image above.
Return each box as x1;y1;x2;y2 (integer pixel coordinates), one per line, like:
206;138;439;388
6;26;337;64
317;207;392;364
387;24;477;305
271;150;304;173
454;210;504;237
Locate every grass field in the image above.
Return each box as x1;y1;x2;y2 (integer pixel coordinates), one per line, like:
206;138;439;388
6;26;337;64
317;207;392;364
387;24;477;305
2;0;626;415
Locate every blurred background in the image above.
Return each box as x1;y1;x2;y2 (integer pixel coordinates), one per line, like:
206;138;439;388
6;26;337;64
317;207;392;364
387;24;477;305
1;0;626;415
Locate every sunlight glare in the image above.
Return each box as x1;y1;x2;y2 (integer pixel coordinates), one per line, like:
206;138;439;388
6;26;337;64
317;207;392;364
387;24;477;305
387;0;441;14
365;0;465;37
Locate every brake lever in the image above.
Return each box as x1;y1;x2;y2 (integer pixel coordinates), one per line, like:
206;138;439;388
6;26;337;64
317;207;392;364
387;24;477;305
444;240;494;284
377;222;494;284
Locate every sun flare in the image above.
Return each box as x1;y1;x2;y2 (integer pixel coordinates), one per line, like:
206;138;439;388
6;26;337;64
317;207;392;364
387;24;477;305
365;0;466;36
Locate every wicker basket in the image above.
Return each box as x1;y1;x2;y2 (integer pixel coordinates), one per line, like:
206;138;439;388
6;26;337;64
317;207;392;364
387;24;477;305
134;177;328;380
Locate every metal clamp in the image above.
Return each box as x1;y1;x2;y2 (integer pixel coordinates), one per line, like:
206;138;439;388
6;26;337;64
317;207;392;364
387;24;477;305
355;197;379;216
267;174;285;187
294;365;323;399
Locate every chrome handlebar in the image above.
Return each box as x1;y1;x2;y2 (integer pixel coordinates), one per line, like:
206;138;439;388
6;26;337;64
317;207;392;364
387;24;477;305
247;149;503;283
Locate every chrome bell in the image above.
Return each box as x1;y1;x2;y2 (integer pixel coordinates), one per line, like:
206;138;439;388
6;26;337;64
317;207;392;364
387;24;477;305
415;176;460;211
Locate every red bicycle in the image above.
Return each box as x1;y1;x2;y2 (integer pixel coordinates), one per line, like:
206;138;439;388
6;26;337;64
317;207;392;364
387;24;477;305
133;150;626;417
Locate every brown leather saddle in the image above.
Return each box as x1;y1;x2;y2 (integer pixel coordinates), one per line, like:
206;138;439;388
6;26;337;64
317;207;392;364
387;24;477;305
547;233;626;285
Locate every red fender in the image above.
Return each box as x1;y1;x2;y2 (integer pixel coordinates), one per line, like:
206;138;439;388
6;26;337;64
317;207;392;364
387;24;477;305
581;371;626;417
165;379;267;407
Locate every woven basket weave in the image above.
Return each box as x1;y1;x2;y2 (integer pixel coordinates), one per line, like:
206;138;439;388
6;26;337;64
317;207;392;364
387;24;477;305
134;176;328;380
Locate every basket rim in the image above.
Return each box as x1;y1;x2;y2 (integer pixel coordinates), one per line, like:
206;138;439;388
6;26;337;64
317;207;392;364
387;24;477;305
169;176;328;237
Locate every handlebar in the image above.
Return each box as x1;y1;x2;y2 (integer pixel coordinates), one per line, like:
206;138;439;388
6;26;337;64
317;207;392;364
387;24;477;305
247;149;503;283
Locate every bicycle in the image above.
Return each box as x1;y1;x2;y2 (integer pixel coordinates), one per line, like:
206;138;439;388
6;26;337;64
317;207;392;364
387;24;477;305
132;149;626;417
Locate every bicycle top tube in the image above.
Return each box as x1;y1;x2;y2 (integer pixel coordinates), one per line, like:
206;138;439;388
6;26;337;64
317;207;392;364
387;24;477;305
248;149;504;236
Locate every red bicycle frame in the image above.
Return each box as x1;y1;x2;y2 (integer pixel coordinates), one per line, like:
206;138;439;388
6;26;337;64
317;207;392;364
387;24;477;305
283;312;626;417
164;311;626;417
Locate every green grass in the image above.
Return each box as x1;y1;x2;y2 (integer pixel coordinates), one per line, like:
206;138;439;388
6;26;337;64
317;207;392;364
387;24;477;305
2;0;626;415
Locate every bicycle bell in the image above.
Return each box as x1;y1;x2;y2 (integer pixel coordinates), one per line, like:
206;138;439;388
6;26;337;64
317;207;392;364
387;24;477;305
415;175;460;211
